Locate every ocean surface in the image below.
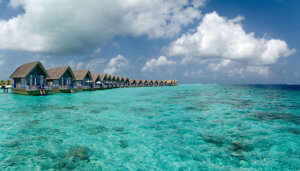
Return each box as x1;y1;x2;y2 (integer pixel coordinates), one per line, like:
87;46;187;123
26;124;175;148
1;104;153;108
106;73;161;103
0;84;299;170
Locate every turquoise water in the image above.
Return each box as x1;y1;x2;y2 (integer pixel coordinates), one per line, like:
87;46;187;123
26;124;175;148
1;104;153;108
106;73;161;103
0;84;299;170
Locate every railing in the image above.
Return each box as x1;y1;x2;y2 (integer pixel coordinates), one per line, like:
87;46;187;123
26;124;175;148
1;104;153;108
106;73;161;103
14;85;52;90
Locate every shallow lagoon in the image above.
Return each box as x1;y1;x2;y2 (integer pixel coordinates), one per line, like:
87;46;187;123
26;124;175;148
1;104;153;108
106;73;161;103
0;84;299;170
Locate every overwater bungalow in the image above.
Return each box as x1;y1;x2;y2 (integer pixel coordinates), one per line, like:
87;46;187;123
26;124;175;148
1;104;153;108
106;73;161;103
148;80;154;87
99;74;109;89
159;80;164;86
124;78;130;87
172;80;175;86
167;80;174;86
73;70;94;90
153;80;158;86
143;80;149;87
47;66;76;93
137;80;144;87
116;76;121;87
163;80;168;86
120;77;125;88
92;74;103;90
106;74;113;88
170;80;177;86
10;61;51;95
110;75;116;88
129;79;137;87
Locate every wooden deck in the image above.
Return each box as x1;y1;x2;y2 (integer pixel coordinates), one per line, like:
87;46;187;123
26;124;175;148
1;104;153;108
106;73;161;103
12;88;51;96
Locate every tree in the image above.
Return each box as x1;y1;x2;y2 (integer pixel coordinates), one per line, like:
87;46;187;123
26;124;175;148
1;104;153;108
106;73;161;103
7;80;12;85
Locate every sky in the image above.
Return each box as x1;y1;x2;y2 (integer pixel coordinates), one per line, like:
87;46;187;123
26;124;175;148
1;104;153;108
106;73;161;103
0;0;299;84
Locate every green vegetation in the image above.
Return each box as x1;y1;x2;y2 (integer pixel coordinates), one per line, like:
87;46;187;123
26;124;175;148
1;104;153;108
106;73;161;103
0;80;12;86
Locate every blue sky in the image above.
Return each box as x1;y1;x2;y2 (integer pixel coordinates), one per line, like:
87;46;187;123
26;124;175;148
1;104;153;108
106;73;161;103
0;0;299;84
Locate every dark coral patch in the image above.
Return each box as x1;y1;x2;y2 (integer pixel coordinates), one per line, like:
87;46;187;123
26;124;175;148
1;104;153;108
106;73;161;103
119;140;128;149
87;125;108;135
252;112;300;125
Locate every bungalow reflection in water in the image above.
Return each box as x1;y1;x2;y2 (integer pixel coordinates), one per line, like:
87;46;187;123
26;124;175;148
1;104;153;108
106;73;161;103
9;61;178;95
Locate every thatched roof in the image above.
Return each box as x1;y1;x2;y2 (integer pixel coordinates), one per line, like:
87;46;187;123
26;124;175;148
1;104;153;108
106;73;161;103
167;80;173;84
73;70;93;81
10;61;49;79
92;74;100;82
111;75;116;81
107;74;112;81
47;66;74;80
129;79;136;84
148;80;153;84
98;74;107;81
125;77;130;82
116;76;120;82
120;77;125;82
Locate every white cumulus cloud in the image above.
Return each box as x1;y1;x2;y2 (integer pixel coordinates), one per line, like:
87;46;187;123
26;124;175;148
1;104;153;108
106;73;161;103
67;60;85;70
0;0;204;52
104;54;129;74
86;58;106;72
167;12;296;76
142;56;176;72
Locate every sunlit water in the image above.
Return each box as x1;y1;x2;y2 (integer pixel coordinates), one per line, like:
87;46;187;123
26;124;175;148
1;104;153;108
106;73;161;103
0;84;299;170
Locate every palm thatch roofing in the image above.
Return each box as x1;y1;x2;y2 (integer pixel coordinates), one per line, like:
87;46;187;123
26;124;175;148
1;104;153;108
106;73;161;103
92;74;101;82
129;79;136;84
111;75;116;81
47;66;75;80
99;74;107;81
73;70;93;81
106;74;112;81
167;80;173;84
10;61;49;79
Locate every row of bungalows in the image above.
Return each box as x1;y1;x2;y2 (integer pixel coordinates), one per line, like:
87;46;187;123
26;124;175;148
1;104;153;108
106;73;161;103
91;74;130;89
9;61;177;95
128;80;177;87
